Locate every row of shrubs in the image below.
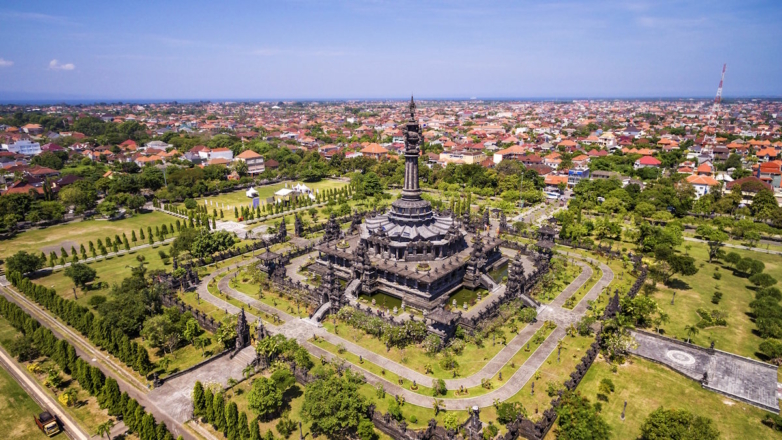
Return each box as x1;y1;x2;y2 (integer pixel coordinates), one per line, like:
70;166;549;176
336;306;428;349
6;270;154;375
0;295;179;440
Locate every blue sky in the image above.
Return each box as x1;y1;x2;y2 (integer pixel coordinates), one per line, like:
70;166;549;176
0;0;780;100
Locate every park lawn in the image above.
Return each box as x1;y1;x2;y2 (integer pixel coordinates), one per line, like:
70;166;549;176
555;247;638;311
30;241;176;306
180;180;348;222
484;332;593;424
488;324;558;391
178;290;236;326
320;315;532;379
683;231;782;253
562;263;602;309
206;277;277;325
225;355;467;437
0;319;110;436
652;240;782;359
311;323;557;400
574;356;781;440
225;376;396;440
143;335;222;378
0;210;179;264
0;365;47;440
533;257;582;304
229;269;314;319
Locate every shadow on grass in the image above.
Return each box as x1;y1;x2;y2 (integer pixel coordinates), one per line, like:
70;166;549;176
666;279;691;290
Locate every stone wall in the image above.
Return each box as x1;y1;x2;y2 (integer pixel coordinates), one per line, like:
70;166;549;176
500;261;648;440
161;293;221;332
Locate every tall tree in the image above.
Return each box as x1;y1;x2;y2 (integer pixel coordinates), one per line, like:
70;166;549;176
640;407;719;440
5;251;45;275
247;377;282;421
64;263;97;290
193;381;206;417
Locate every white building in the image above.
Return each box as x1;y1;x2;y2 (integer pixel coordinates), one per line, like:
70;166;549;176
209;147;234;160
143;140;171;151
2;139;42;156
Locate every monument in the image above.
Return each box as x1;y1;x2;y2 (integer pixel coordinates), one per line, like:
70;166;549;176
316;97;503;312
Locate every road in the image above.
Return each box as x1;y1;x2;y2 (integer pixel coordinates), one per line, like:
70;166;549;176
0;345;90;440
0;285;198;440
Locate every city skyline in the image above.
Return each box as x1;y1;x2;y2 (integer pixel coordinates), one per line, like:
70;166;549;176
0;0;780;101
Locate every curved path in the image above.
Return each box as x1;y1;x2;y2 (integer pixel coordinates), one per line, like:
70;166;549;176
195;250;614;409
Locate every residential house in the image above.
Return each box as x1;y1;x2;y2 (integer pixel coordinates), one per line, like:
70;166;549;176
492;145;526;164
210;147;234;161
591;170;620;180
21;124;43;135
726;176;773;205
634;156;661;169
2;139;41;156
757;161;782;189
439;151;486;165
360;143;389;160
567;169;590;188
686;174;720;198
544;174;568;191
235;150;265;175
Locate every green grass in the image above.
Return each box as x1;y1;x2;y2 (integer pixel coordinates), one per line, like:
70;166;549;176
575;356;781;440
534;258;582;303
142;334;222;378
205;278;276;324
0;361;47;440
311;323;557;399
651;240;782;360
30;241;177;307
483;333;594;424
178;180;348;222
320;315;531;379
219;374;401;440
0;319;110;436
0;211;179;264
228;268;313;318
563;263;602;310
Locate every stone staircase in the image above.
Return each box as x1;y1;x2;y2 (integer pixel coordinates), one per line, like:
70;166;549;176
344;279;361;300
479;273;499;291
232;346;256;365
304;302;331;326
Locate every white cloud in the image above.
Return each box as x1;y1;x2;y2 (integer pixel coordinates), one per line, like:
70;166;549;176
0;11;78;25
0;58;12;67
49;59;75;70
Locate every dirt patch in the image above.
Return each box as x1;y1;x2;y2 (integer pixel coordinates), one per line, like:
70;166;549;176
723;399;736;406
40;240;78;255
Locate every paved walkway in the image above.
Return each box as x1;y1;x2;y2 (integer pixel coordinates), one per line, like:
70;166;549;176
630;330;779;412
683;236;782;255
34;237;176;273
218;270;298;321
193;249;614;409
148;347;257;422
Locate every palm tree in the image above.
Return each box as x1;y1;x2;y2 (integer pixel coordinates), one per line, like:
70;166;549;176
96;420;115;440
684;324;699;343
432;399;444;416
159;356;171;373
242;365;254;380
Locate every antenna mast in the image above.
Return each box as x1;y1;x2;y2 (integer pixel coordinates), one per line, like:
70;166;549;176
706;63;726;144
712;63;727;116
